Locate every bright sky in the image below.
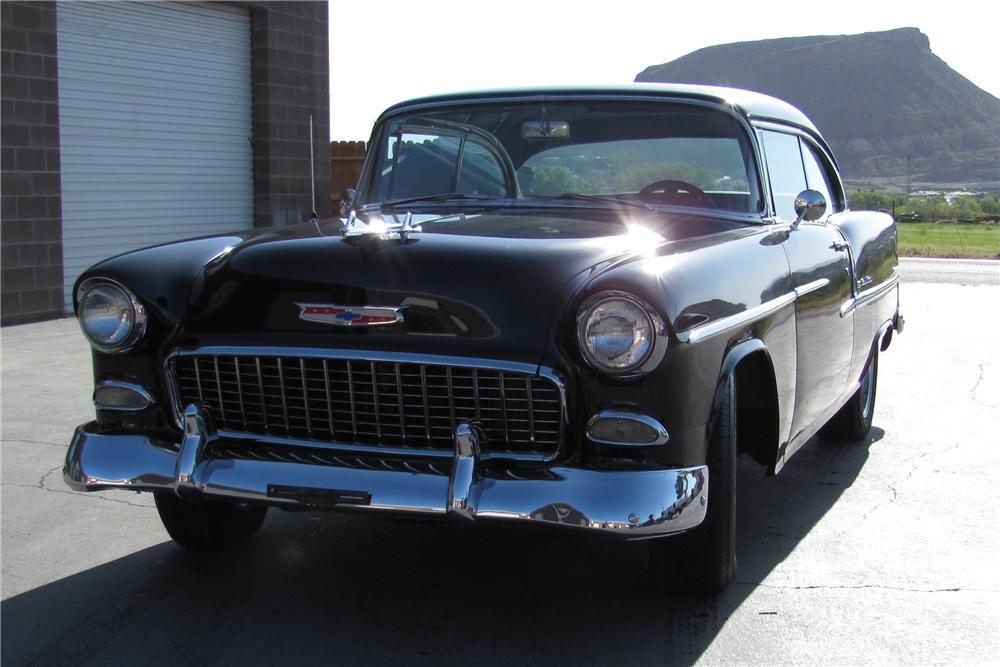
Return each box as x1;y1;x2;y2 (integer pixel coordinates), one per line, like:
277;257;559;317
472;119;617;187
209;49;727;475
328;0;998;140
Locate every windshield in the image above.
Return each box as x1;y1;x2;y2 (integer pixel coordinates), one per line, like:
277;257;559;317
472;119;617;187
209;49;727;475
361;101;762;215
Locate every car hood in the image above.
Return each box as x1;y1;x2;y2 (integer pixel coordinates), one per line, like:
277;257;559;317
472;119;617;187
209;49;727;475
89;208;745;366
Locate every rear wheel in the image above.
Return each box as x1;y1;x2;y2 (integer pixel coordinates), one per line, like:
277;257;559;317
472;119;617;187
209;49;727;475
154;492;268;548
650;378;736;596
820;349;878;442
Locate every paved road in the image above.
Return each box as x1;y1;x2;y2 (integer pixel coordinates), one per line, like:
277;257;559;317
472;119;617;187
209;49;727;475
2;263;997;666
899;256;999;286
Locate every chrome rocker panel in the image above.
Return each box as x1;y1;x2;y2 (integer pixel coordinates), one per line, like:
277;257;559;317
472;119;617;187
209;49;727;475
64;405;708;539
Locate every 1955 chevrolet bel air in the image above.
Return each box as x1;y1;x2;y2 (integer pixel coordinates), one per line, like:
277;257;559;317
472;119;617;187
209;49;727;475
64;84;903;594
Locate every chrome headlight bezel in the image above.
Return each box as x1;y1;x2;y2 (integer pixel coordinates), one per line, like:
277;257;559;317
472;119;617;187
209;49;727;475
76;278;147;353
576;291;667;376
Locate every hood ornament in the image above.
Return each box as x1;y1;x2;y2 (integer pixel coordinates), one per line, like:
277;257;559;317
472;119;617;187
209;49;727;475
297;303;404;327
344;210;421;243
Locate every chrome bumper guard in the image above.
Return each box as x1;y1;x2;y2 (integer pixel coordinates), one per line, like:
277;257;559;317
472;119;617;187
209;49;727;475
64;405;708;538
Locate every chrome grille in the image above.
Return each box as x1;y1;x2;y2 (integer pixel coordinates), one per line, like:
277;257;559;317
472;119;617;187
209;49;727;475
171;354;563;457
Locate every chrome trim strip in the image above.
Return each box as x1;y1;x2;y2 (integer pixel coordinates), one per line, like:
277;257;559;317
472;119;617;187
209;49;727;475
93;380;155;412
394;363;405;439
300;358;312;436
213;357;227;424
419;365;430;441
794;278;830;298
216;429;452;459
172;346;540;375
841;270;900;318
679;291;796;345
233;357;247;426
370;361;382;440
322;359;334;437
586;410;670;447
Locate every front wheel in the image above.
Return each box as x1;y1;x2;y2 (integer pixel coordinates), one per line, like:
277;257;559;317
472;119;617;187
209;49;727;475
650;378;736;596
154;492;268;548
820;349;878;442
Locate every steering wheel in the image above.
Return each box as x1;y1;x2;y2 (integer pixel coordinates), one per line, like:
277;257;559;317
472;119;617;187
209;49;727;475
638;180;713;208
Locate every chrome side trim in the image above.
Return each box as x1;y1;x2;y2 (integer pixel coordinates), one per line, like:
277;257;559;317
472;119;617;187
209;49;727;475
794;278;830;298
93;380;155;411
586;410;670;447
679;291;796;345
840;269;900;318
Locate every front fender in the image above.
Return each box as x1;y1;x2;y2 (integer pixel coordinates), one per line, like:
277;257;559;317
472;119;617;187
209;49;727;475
543;225;796;470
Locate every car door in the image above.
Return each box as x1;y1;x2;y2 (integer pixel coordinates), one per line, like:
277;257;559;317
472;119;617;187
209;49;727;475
759;129;854;444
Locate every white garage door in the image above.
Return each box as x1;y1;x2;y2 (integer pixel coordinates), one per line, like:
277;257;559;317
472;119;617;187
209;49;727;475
57;1;252;310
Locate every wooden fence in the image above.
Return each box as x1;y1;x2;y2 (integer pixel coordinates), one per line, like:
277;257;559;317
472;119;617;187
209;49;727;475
330;140;367;214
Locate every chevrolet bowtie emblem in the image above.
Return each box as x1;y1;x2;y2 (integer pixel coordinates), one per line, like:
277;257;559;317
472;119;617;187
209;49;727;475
297;304;404;327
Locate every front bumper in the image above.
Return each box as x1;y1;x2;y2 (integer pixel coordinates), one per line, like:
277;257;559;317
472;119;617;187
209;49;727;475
64;406;708;539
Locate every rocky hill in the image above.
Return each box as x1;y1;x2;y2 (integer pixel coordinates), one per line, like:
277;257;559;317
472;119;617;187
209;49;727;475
636;28;999;191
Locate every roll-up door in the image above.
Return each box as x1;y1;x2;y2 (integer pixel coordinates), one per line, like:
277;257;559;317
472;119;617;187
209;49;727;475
57;1;252;310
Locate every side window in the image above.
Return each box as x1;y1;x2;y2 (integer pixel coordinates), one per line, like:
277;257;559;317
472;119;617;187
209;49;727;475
378;130;461;201
457;139;507;196
800;142;838;214
760;130;807;221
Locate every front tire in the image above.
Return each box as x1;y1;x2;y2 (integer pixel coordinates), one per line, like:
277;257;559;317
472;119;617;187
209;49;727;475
820;348;878;442
650;378;736;596
154;492;268;548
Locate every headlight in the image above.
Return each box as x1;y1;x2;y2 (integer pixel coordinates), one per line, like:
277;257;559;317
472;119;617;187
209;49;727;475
77;279;146;352
578;294;657;373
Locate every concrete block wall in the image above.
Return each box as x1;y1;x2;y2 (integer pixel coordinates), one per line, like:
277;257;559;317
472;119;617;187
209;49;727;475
249;1;331;227
1;1;64;325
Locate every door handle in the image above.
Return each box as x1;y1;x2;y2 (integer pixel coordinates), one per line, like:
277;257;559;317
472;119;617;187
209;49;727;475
830;240;849;252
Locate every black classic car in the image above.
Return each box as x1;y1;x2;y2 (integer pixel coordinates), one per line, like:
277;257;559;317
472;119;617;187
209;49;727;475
65;84;903;595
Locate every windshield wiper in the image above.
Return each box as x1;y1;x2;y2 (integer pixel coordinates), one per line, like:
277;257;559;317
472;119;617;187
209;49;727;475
538;194;654;210
379;193;498;208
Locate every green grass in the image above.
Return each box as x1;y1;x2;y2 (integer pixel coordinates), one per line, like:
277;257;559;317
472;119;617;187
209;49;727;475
897;222;1000;259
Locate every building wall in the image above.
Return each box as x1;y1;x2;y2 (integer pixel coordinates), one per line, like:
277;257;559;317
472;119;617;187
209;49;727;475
1;1;64;325
249;1;330;227
0;1;331;325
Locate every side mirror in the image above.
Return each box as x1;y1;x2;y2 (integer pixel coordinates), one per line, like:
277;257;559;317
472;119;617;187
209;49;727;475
792;189;827;227
338;188;357;217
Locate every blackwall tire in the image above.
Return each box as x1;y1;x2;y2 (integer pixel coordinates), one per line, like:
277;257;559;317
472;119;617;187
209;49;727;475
650;378;737;596
154;492;268;548
820;349;878;442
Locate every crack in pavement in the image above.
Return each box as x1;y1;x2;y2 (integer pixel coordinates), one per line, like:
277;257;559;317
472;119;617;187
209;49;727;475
846;439;962;532
0;438;69;449
3;465;153;509
970;363;998;408
733;581;979;594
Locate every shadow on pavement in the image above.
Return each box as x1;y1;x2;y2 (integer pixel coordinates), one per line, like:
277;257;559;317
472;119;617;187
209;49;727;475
2;430;880;666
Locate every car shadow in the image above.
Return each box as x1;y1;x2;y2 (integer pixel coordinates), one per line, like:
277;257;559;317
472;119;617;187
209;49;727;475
2;429;881;666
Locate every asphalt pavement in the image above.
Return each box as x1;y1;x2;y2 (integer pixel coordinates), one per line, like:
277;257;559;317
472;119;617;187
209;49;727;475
1;258;998;666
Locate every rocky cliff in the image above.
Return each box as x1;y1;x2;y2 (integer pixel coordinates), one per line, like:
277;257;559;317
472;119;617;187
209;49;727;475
636;28;999;189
